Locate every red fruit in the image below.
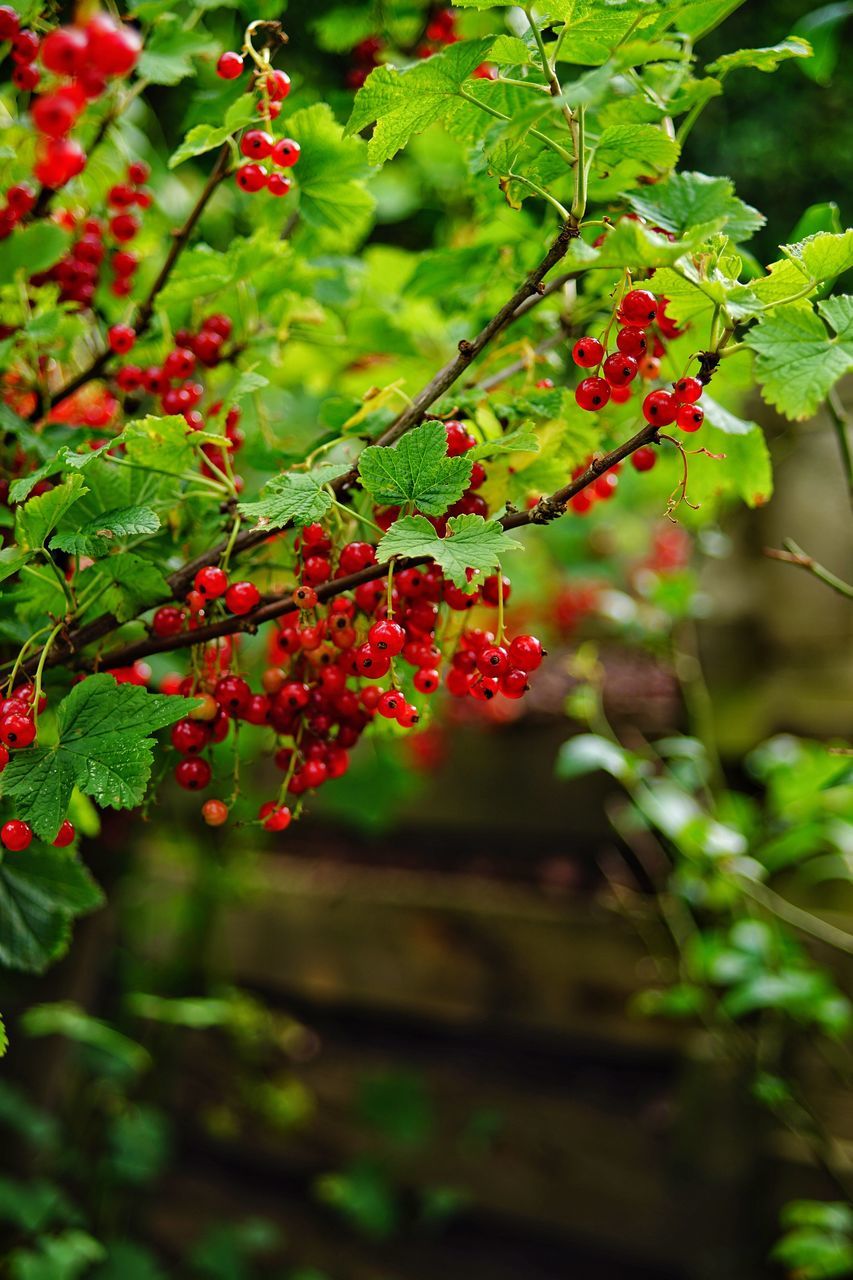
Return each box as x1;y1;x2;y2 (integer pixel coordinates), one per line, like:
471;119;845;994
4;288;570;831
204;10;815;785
175;758;211;791
508;634;544;672
572;337;604;368
267;174;292;197
638;354;661;381
0;712;35;748
214;675;251;715
128;160;150;184
676;404;704;432
470;676;500;701
642;390;678;426
594;471;618;499
108;323;136;354
12;61;38;89
0;744;8;772
13;26;38;60
112;249;138;276
482;574;511;606
236;164;268;193
271;138;300;168
202;799;229;826
224;580;260;615
570;490;594;515
278;681;310;711
611;385;632;404
616;326;647;358
673;376;703;404
152;605;185;637
602;353;638;387
396;702;420;728
240;129;273;159
413;668;439;694
52;819;75;847
259;801;292;832
40;26;87;75
292;585;318;609
171;718;208;755
85;13;141;76
194;565;228;598
368;619;405;655
31;90;80;138
575;377;610;412
445;420;476;456
216;50;243;79
477;645;509;676
267;68;291;100
243;694;270;726
0;7;20;40
7;182;34;215
619;288;658;327
446;667;472;697
631;447;657;472
355;644;391;679
110;212;139;242
378;690;404;718
339;541;376;573
1;819;32;852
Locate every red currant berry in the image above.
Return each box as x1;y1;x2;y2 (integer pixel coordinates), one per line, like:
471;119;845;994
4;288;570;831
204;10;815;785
631;447;657;472
378;690;404;718
194;565;228;598
128;161;150;184
152;606;185;637
572;337;603;368
12;61;39;89
477;645;509;676
508;634;544;672
0;745;8;773
235;164;268;193
292;585;318;608
0;6;20;40
31;89;81;139
616;327;647;358
271;137;300;167
216;50;243;79
1;819;32;852
163;346;195;379
267;174;292;197
673;377;703;404
214;675;251;716
396;702;420;728
368;620;406;655
110;212;139;242
175;758;211;791
575;377;610;412
501;667;529;698
171;718;209;755
642;390;678;427
470;676;500;701
619;289;658;327
355;644;391;679
446;667;472;697
7;182;34;215
602;353;638;387
51;819;75;847
259;801;292;832
0;712;35;749
638;354;661;381
676;404;704;432
482;574;511;606
85;13;141;76
267;69;291;100
224;580;260;615
202;799;229;826
240;129;273;159
108;323;136;354
445;420;476;456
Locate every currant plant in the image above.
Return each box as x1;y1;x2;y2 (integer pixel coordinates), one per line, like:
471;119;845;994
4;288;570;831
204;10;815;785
0;0;850;1019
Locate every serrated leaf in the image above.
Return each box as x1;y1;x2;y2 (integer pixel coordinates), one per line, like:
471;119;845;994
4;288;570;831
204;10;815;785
345;38;497;164
0;676;191;842
629;171;764;242
746;298;853;420
469;426;540;461
137;19;217;85
287;103;375;244
0;224;71;285
14;475;88;551
236;463;351;530
594;124;680;173
85;554;170;622
377;513;521;589
358;421;472;515
227;368;269;405
705;36;812;76
8;446;100;505
0;849;104;974
690;397;773;507
566;217;714;272
121;414;194;475
739;230;853;310
49;507;160;558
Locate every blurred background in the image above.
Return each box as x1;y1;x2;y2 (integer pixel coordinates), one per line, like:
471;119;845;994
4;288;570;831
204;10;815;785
1;1;852;1278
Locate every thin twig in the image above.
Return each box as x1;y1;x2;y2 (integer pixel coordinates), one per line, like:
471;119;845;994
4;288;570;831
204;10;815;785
764;539;853;600
827;388;853;512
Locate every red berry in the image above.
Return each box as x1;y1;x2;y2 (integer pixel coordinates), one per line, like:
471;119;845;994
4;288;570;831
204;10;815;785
128;161;150;184
610;385;632;404
112;249;138;276
396;702;420;728
339;541;376;573
194;566;228;598
0;744;8;773
482;574;511;606
152;605;185;637
572;337;603;368
202;799;229;826
413;668;439;694
224;580;260;615
236;164;268;193
642;390;678;426
214;675;251;715
267;69;291;100
175;758;211;791
477;645;509;675
12;61;39;90
271;138;300;168
31;89;80;139
267;174;292;197
638;354;661;381
85;13;141;76
171;718;208;755
673;377;703;404
50;819;75;847
6;182;34;215
1;819;32;852
40;26;87;75
378;690;404;718
259;801;292;832
676;404;704;432
602;353;638;387
216;50;243;79
292;585;318;609
619;289;658;327
240;129;273;159
368;620;405;655
501;667;529;698
108;323;136;354
444;420;475;456
110;212;139;242
631;447;657;472
0;711;35;749
446;667;472;697
0;7;20;40
355;644;391;679
508;634;544;672
575;377;610;412
616;327;647;358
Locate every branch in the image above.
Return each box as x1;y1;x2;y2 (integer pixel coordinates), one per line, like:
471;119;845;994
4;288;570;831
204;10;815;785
764;539;853;600
827;388;853;512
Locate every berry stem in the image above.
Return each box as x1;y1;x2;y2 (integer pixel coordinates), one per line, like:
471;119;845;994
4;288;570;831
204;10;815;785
506;170;570;221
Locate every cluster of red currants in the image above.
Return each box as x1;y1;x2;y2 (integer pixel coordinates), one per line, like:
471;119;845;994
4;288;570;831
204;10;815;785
235;131;300;198
0;684;75;852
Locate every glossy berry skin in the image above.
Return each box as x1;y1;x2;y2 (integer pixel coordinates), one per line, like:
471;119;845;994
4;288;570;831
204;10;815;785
267;174;292;197
214;675;251;715
224;580;260;615
171;718;208;755
240;129;273;159
413;668;440;695
52;820;75;847
610;385;632;405
267;69;291;100
508;634;544;672
1;820;32;852
0;712;35;749
40;26;87;75
602;353;638;387
271;138;300;167
194;565;228;599
368;620;405;655
217;50;243;79
676;404;704;432
396;702;420;728
202;799;229;826
445;420;475;456
642;390;678;427
631;446;657;472
477;645;509;676
378;690;404;718
619;289;658;327
86;13;141;75
674;377;703;404
616;326;647;358
163;346;195;379
152;606;185;637
0;745;8;773
572;337;604;368
575;377;610;412
259;802;292;832
32;91;79;139
0;7;20;40
236;164;268;193
108;323;136;354
175;758;211;791
355;645;391;679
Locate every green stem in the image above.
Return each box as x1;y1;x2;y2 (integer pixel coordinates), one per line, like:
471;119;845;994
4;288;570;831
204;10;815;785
507;171;570;220
827;388;853;511
765;539;853;600
497;75;550;93
571;104;587;221
457;88;573;165
739;878;853;956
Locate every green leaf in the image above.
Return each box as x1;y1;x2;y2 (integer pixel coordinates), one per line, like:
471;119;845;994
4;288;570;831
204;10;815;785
168;94;256;168
705;36;812;76
345;38;497;164
792;2;853;84
287;103;375;243
14;475;88;551
594;124;680;173
121;414;194;474
136;17;217;85
8;446;100;505
358;422;472;515
556;734;636;781
227;367;269;405
21;1002;150;1075
746;297;853;420
49;507;160;558
377;513;521;590
85;554;170;623
690;397;773;507
237;463;351;530
0;676;191;842
628;171;764;242
566;217;714;272
469;426;540;461
0;224;71;285
741;230;853;309
0;849;104;974
545;1;663;65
